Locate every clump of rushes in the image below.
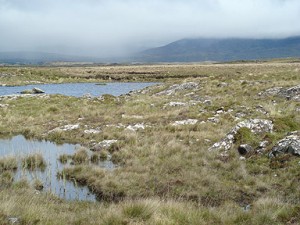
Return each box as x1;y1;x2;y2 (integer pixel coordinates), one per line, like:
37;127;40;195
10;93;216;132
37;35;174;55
0;157;18;172
90;153;99;163
58;154;69;164
122;202;155;221
72;147;89;164
33;179;44;191
0;171;14;187
22;154;46;171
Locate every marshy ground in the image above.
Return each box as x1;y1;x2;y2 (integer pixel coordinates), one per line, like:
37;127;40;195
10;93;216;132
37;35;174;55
0;60;300;224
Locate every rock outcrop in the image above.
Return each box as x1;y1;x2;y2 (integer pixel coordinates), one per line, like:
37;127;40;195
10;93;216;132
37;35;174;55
269;131;300;157
21;87;45;94
209;119;273;151
156;82;199;95
259;84;300;101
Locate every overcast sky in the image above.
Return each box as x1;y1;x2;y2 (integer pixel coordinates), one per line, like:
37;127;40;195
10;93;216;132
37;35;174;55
0;0;300;57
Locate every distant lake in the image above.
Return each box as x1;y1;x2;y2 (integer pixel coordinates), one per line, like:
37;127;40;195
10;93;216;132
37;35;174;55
0;82;159;97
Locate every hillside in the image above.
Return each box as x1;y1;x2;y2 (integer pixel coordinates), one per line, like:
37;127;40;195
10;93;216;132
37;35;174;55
136;36;300;62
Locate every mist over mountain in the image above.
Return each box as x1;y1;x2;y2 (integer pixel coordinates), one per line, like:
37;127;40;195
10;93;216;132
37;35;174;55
1;36;300;64
135;36;300;63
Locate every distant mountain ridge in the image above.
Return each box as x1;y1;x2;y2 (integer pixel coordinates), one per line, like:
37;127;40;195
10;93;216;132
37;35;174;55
1;36;300;64
136;36;300;62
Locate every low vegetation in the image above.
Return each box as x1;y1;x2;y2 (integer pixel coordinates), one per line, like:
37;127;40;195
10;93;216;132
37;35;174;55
22;154;47;170
0;60;300;224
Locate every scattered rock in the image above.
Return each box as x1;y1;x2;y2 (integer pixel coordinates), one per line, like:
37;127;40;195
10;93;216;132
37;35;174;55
239;156;246;161
235;112;247;119
203;99;212;105
21;87;45;94
207;117;220;124
49;124;80;133
121;114;143;119
259;84;300;101
84;129;101;134
32;87;45;94
217;82;228;87
238;144;253;155
106;123;125;129
156;82;199;95
82;93;93;99
166;102;187;107
0;94;49;100
259;140;269;148
8;217;20;224
216;107;224;114
209;119;273;151
0;104;9;108
126;123;146;131
172;119;198;126
255;105;269;115
269;131;300;157
91;140;118;151
61;124;80;131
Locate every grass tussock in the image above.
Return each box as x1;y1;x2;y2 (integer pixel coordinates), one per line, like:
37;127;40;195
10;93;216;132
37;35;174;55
22;154;46;170
0;157;18;172
72;147;89;164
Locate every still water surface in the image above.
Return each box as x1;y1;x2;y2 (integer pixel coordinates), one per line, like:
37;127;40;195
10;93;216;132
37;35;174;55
0;135;114;201
0;82;158;97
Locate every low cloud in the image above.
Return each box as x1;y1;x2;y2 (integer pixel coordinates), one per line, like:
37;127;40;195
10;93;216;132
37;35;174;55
0;0;299;57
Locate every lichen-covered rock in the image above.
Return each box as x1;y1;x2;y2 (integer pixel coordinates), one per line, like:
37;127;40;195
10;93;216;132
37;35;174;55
259;84;300;101
209;119;273;151
172;119;198;126
269;131;300;157
156;82;199;95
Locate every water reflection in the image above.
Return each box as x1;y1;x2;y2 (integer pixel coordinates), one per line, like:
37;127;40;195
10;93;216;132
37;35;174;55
0;135;114;201
0;82;159;97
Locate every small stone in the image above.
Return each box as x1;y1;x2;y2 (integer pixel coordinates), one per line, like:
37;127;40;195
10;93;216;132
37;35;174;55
8;217;19;224
203;100;212;105
217;82;228;87
259;140;269;148
32;87;45;94
207;117;220;123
